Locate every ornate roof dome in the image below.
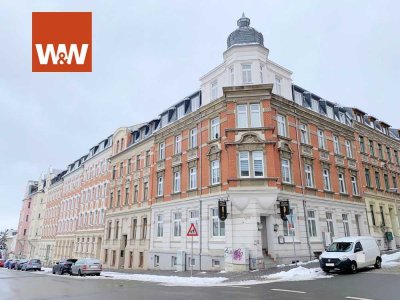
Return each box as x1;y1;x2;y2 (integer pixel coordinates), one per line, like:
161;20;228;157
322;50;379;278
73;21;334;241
227;13;264;49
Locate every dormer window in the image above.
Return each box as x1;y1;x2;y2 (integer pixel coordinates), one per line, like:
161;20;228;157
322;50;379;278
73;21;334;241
191;96;200;112
161;114;168;128
242;64;252;84
177;105;185;119
211;81;218;100
311;99;319;112
294;91;303;105
326;106;334;119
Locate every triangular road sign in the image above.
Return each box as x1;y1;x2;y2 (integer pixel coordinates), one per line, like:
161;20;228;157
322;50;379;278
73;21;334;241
187;223;198;236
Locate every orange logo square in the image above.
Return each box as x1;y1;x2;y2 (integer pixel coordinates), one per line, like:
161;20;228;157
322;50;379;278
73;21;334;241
32;12;92;72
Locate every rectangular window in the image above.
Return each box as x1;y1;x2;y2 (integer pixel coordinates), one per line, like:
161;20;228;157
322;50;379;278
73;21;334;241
142;217;147;239
307;210;317;237
281;159;291;183
317;130;326;149
154;255;160;267
157;176;164;197
369;140;375;156
375;171;381;190
370;205;376;226
109;192;113;208
107;221;112;239
323;168;331;191
253;151;264;177
326;212;335;237
380;206;385;226
283;208;296;237
275;76;282;95
311;99;319;112
117;190;121;207
384;174;390;191
345;140;353;158
277;114;287;137
189;167;197;190
338;173;346;193
333;135;341;155
133;185;138;204
392;175;398;189
112;166;116;179
250;104;261;127
143;182;148;201
394;150;399;165
175;135;182;154
177;104;185;119
351;176;359;196
190;128;197;148
386;147;392;162
132;219;137;240
359;136;365;153
211;160;220;185
136;155;140;171
173;171;181;193
365;169;371;187
125;187;129;206
139;252;144;268
377;144;383;159
305;164;314;188
300;124;309;144
189;210;199;228
115;220;119;239
211;117;220;140
239;151;250;177
159;142;165;160
242;64;252;84
127;159;131;174
119;162;123;177
211;80;218;100
211;208;225;236
294;91;303;105
237;105;248;128
342;214;350;237
173;212;182;237
145;150;150;167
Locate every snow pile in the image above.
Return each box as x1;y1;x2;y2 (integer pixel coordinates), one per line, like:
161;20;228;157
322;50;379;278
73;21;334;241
99;272;228;286
277;259;319;268
381;252;400;268
263;266;333;282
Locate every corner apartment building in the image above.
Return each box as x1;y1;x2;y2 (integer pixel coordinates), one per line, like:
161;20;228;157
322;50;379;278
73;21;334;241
349;109;400;249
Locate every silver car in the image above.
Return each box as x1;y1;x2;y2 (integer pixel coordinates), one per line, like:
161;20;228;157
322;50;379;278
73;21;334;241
22;259;42;271
71;258;102;276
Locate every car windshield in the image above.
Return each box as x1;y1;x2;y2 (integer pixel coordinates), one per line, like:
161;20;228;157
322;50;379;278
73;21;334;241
86;259;100;264
31;259;41;263
327;242;353;252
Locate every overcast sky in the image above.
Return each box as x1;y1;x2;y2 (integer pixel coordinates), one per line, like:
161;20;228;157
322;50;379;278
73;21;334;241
1;0;399;231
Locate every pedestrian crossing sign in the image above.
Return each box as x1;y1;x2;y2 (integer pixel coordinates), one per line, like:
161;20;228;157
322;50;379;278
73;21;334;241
187;223;198;236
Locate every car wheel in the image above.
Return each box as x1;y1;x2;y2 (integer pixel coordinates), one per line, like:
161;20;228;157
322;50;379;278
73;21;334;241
96;273;100;276
374;257;382;269
52;268;55;274
322;268;330;273
350;261;357;274
60;269;64;275
78;269;82;277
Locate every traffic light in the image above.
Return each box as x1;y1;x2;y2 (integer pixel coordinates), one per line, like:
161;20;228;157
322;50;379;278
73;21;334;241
218;200;227;221
279;200;290;221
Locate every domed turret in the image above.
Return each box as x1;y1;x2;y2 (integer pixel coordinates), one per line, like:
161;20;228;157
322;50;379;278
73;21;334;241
227;13;264;49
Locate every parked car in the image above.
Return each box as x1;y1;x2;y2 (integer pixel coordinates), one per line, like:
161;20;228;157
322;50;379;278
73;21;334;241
8;259;19;269
0;259;5;267
320;236;381;274
52;259;78;275
15;259;29;270
71;258;102;276
21;259;42;271
4;259;14;268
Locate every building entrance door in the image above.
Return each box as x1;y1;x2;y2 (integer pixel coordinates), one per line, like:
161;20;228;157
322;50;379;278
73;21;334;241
260;216;268;255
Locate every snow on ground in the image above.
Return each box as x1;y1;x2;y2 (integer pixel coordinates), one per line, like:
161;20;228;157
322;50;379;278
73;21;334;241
263;266;333;282
277;259;319;268
381;252;400;268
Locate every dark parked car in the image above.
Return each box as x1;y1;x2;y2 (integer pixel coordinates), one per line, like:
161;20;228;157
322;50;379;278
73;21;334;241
52;259;78;275
21;259;42;271
0;259;5;267
15;259;28;270
4;259;14;268
8;259;19;269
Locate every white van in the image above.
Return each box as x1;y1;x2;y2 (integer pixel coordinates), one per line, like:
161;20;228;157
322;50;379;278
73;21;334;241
319;236;381;274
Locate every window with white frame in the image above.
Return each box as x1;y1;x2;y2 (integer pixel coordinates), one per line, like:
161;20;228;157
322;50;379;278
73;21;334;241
177;104;185;119
173;171;180;193
294;91;303;105
239;151;250;177
189;210;199;229
239;151;264;178
190;127;197;148
175;135;182;154
317;129;326;149
159;142;165;160
300;124;309;144
253;151;264;177
242;64;252;84
156;214;163;237
283;208;296;236
305;164;314;188
351;175;359;195
161;114;168;128
211;80;218;100
237;103;261;128
157;176;164;197
326;212;335;237
211;117;220;139
275;76;282;95
211;160;220;185
191;96;200;112
338;173;346;193
327;106;334;119
189;167;197;190
211;208;225;237
173;212;181;237
229;66;234;85
333;135;341;154
342;214;350;237
345;140;353;158
311;98;319;112
307;210;317;237
237;105;248;128
277;114;287;137
323;168;331;191
281;159;291;183
250;104;261;127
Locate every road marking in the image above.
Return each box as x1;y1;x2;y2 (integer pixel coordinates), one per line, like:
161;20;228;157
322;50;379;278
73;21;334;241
229;286;250;289
271;288;306;294
345;297;375;300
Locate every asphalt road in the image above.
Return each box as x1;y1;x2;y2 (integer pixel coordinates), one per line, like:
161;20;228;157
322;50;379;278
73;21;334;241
0;267;399;300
